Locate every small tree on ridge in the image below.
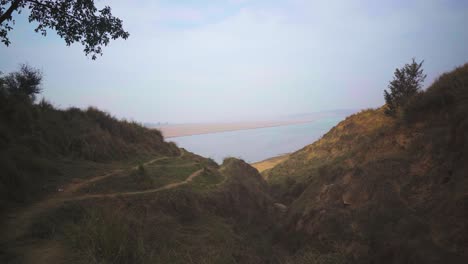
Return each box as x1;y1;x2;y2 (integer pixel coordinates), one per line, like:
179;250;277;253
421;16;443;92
384;58;426;116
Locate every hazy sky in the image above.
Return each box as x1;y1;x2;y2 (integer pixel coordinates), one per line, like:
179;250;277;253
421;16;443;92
1;0;468;123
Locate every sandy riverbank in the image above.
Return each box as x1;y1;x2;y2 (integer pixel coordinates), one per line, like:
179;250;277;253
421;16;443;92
155;119;318;138
251;154;290;173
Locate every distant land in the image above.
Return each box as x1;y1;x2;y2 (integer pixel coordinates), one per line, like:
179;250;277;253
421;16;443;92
148;109;357;138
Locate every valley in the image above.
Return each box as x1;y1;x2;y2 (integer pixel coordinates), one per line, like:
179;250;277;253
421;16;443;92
2;0;467;262
1;64;467;264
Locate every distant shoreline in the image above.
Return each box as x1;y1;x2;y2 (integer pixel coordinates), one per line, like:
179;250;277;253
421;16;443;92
155;119;319;139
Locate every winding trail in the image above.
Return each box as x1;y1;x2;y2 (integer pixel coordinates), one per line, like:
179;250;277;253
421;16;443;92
1;154;204;249
71;168;204;200
64;156;169;194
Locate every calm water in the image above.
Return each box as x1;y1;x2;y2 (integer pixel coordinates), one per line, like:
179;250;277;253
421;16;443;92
169;117;345;164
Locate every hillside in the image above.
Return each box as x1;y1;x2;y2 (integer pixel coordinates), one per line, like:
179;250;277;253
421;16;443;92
265;64;468;263
0;153;280;263
0;93;180;212
0;70;293;263
0;91;281;263
1;64;467;264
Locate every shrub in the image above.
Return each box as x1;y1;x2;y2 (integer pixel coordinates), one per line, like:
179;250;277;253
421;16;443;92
0;64;42;103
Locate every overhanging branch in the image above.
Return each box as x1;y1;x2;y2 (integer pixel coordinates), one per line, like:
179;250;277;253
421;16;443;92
0;0;22;24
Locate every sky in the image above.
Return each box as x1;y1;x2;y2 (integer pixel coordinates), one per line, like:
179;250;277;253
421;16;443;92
1;0;468;123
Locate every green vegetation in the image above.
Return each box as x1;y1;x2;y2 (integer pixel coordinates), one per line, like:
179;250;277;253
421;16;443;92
11;159;286;264
384;58;426;116
2;63;468;264
0;65;178;211
403;63;468;123
266;107;394;202
65;207;150;264
0;77;295;264
190;168;225;191
0;0;129;59
81;159;203;194
62;204;266;264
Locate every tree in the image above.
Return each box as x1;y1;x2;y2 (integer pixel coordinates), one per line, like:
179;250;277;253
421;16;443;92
0;64;42;102
384;58;426;116
0;0;129;59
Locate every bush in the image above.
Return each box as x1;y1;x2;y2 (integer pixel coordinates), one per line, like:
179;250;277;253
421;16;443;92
0;64;42;103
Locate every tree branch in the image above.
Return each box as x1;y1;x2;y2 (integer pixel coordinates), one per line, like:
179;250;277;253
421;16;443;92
0;0;22;24
24;0;85;24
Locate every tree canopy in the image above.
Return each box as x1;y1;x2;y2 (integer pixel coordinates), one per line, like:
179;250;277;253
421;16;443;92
0;0;129;59
384;58;426;116
0;64;42;102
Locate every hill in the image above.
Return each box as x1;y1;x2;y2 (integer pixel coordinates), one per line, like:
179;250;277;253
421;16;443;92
264;64;468;263
1;63;467;263
0;67;286;263
0;92;180;211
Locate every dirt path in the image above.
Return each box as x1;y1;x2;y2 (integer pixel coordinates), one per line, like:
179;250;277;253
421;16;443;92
1;154;202;252
71;168;204;200
64;156;169;194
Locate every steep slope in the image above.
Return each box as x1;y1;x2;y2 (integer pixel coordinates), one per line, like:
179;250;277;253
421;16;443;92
265;64;468;263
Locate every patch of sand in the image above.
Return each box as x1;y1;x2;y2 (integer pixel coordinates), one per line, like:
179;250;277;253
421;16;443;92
251;154;290;173
155;119;318;138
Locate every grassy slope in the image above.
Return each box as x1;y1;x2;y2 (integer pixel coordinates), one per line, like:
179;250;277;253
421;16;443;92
0;93;287;263
4;64;467;264
1;157;281;264
78;154;203;194
0;101;180;211
265;64;468;263
266;107;395;202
